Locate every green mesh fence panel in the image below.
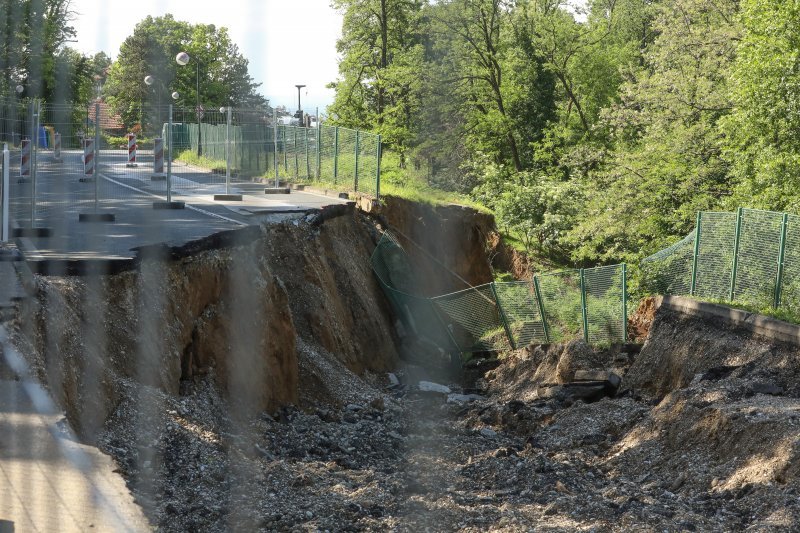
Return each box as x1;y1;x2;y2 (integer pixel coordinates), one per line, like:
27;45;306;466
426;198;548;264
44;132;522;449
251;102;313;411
371;235;627;354
780;215;800;314
337;127;358;189
583;265;626;344
357;132;379;197
370;233;458;355
536;270;584;342
733;209;783;307
319;125;337;184
432;285;512;352
307;128;318;179
694;211;736;300
641;232;695;296
493;281;547;347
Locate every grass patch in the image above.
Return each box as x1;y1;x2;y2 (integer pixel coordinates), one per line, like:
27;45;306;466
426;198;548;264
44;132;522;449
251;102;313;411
175;150;227;172
379;181;490;212
689;296;800;325
379;150;491;213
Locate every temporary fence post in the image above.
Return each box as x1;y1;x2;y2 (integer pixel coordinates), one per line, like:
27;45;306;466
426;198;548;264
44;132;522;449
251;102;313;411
2;143;8;242
225;106;232;195
333;126;339;183
94;101;100;211
775;213;789;309
167;104;173;203
273;109;279;188
580;269;589;343
490;282;516;350
354;130;360;193
305;128;310;178
533;275;550;343
621;263;628;343
315;106;320;179
729;207;744;302
294;127;299;178
690;211;702;296
316;121;322;180
283;127;288;174
31;100;40;225
376;134;381;200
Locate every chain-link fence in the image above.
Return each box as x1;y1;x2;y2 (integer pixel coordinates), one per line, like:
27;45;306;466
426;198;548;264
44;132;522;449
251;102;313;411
274;123;381;197
371;232;629;357
642;207;800;312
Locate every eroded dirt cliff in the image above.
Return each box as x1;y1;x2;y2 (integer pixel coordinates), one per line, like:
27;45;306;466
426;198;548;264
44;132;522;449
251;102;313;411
12;206;399;439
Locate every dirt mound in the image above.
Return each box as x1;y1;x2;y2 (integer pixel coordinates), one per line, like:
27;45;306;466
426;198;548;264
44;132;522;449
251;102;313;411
623;304;800;398
378;196;496;294
627;295;659;342
486;340;621;403
85;292;800;530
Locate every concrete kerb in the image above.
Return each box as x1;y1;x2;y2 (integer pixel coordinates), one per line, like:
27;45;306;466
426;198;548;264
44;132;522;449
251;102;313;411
214;194;243;202
656;295;800;346
283;183;382;212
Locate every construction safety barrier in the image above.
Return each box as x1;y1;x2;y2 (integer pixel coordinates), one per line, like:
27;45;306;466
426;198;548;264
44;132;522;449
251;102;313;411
83;138;94;176
19;138;30;178
152;137;164;177
126;133;137;167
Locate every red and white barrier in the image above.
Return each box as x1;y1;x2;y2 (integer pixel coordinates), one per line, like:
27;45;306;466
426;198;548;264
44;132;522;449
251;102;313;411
151;137;165;179
53;132;62;161
83;138;95;176
20;138;30;178
126;133;137;167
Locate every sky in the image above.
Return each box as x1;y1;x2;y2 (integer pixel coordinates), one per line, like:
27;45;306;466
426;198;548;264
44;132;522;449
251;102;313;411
71;0;343;113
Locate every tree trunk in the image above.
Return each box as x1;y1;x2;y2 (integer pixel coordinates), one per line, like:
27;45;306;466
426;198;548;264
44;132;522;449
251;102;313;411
378;0;388;125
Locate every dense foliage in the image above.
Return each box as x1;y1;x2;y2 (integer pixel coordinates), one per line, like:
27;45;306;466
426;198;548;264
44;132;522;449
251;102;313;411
0;0;106;104
104;15;266;130
330;0;798;267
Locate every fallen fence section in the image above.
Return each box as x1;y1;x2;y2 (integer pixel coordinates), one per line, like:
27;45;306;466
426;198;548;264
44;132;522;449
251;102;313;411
370;232;628;356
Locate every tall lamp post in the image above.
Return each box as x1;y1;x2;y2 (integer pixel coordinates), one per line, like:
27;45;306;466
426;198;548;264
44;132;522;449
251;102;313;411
176;51;204;156
295;84;306;125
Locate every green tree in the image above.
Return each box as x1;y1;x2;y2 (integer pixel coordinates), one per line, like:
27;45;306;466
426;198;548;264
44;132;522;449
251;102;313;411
568;0;739;263
104;15;265;129
725;0;800;211
328;0;426;164
0;0;77;99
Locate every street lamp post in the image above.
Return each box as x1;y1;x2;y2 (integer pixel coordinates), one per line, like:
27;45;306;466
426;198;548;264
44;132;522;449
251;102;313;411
295;84;306;125
176;52;203;156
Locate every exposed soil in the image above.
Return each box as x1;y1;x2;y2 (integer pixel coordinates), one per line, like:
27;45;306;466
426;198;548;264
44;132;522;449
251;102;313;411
9;201;800;531
90;301;800;531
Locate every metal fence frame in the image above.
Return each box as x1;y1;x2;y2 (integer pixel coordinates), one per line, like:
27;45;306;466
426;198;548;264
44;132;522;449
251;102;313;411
643;207;800;312
0;97;384;232
371;232;629;355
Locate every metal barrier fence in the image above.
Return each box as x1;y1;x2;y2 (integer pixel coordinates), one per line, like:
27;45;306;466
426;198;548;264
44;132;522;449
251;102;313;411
642;207;800;313
371;232;629;354
170;114;382;197
0;98;383;231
